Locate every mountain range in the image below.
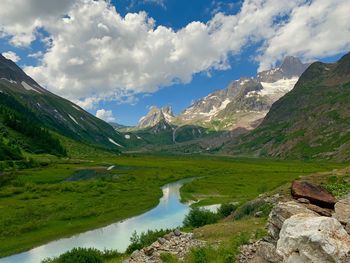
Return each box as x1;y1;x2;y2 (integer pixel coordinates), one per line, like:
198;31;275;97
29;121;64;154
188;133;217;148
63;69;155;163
0;54;125;160
1;51;350;161
137;56;309;132
227;52;350;161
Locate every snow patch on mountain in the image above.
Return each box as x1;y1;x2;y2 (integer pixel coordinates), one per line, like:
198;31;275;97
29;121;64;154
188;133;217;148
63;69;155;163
108;138;123;147
68;114;79;125
21;81;41;93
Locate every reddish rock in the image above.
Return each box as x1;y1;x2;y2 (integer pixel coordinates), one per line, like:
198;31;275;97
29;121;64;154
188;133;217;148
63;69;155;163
304;203;333;217
291;180;336;208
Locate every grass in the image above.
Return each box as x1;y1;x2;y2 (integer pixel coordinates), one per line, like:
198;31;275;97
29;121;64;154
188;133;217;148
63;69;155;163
0;153;347;258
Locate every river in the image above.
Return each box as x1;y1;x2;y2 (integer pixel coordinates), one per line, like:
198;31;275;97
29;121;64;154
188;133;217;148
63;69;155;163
1;178;219;263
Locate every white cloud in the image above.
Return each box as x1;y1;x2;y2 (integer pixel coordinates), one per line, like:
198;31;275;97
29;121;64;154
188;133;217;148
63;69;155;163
258;0;350;71
95;109;116;122
2;51;20;62
28;51;44;59
0;0;349;108
0;0;73;46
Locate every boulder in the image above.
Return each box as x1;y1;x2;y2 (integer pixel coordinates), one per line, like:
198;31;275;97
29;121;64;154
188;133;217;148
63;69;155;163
157;237;166;245
333;198;350;224
277;214;350;263
291;180;336;208
255;241;282;263
267;201;317;240
174;229;181;236
346;223;350;235
304;203;333;217
143;246;154;256
297;198;310;204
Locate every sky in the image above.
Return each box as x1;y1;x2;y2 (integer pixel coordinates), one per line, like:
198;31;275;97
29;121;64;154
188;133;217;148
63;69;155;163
0;0;349;126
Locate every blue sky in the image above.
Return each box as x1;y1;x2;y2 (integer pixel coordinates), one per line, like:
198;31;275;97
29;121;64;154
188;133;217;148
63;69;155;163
0;0;349;125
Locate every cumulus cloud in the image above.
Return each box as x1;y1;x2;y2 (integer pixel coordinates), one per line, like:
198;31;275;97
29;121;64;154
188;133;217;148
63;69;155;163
0;0;73;46
95;109;116;122
2;51;20;62
258;0;350;71
0;0;349;108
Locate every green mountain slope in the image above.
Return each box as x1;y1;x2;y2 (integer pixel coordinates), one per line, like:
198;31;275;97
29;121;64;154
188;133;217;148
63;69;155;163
0;54;125;160
228;52;350;160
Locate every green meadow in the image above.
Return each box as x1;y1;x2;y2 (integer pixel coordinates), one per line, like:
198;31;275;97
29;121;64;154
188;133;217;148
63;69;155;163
0;153;347;257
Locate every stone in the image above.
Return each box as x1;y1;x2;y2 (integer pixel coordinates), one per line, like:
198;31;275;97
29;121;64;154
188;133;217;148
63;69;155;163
130;250;140;259
276;214;350;263
346;223;350;235
255;241;282;263
174;229;181;236
143;246;154;256
157;237;166;245
164;232;174;240
297;198;310;204
304;203;333;217
291;180;336;208
267;201;317;240
333;198;350;224
255;211;263;217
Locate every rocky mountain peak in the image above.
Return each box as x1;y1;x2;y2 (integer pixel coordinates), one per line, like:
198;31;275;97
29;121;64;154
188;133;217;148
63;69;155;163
137;105;174;129
280;56;309;77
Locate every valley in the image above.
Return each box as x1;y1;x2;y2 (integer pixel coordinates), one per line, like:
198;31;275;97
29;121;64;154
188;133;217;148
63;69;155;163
0;152;345;259
0;22;349;262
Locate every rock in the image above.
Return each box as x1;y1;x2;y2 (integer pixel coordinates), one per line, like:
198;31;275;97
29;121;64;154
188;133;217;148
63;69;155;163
291;180;336;208
157;237;166;245
267;201;317;240
304;203;333;217
297;198;310;204
125;232;205;263
174;229;181;236
333;198;350;224
237;240;282;263
255;211;263;217
130;250;140;259
255;241;282;263
143;246;154;256
346;223;350;235
164;232;174;240
277;214;350;263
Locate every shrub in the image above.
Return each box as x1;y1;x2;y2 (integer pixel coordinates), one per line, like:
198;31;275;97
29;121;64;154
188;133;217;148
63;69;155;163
41;248;103;263
183;232;251;263
41;248;121;263
218;203;237;218
126;229;171;253
183;207;220;228
233;200;273;220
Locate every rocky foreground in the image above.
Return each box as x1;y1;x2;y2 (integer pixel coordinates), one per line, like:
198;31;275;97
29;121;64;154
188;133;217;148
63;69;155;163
123;180;350;263
123;230;205;263
238;180;350;263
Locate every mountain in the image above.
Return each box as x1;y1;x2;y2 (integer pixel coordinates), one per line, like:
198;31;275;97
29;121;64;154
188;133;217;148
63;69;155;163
175;56;310;131
228;52;350;161
137;106;174;129
0;54;125;159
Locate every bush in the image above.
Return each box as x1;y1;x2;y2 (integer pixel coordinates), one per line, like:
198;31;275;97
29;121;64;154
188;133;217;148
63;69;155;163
233;199;273;220
183;207;220;228
41;248;103;263
218;203;237;218
184;232;251;263
41;248;121;263
126;229;171;253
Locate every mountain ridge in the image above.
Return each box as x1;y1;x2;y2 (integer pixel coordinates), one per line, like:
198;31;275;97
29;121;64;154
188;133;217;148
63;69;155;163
0;54;126;158
227;51;350;161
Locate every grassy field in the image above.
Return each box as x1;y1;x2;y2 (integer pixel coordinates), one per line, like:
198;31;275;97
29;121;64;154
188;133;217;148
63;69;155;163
0;153;347;258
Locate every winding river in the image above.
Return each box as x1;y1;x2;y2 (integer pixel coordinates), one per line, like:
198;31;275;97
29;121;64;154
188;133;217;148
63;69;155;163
1;178;208;263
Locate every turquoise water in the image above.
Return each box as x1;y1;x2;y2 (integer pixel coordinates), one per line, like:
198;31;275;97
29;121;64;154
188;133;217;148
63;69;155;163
1;178;195;263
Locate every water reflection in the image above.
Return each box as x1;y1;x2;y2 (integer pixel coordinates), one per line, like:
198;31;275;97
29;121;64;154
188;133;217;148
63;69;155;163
1;178;194;263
